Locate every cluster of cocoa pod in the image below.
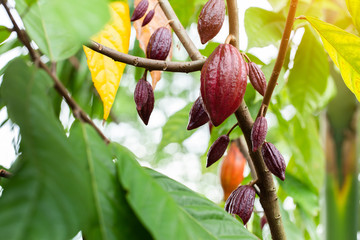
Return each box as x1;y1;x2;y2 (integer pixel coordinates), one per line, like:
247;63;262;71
132;0;286;225
132;0;172;125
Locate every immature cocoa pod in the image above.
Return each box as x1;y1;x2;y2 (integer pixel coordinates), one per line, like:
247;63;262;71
261;142;286;181
201;44;247;126
220;142;246;200
206;135;230;168
187;97;209;130
131;0;149;22
248;62;267;96
146;27;172;61
251;116;268;152
197;0;225;44
142;9;155;27
260;215;267;230
134;78;154;125
225;185;255;225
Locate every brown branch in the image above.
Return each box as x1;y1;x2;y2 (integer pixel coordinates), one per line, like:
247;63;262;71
1;0;110;144
260;0;298;116
0;169;12;178
85;41;205;73
158;0;204;61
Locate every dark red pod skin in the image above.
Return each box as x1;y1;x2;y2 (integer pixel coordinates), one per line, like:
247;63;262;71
131;0;149;22
248;62;267;96
261;142;286;181
146;27;172;60
206;135;229;168
260;215;267;229
134;78;154;125
225;185;255;225
142;9;155;27
251;116;268;152
198;0;225;44
187;96;209;130
201;44;247;126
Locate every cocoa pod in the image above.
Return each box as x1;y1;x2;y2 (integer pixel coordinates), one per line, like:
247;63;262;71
206;135;229;168
248;62;267;96
260;215;267;229
134;78;154;125
187;96;209;130
251;116;268;152
197;0;225;44
146;27;172;61
220;141;246;200
225;185;255;225
261;142;286;181
201;44;247;126
142;9;154;27
131;0;149;22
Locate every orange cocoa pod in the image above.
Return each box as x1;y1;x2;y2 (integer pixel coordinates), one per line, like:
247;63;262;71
220;142;246;200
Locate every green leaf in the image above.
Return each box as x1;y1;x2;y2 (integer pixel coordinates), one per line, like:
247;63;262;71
15;0;110;61
0;26;11;44
199;42;220;57
69;123;152;240
287;26;331;116
112;144;257;240
0;59;90;240
305;16;360;101
158;103;194;151
346;0;360;32
245;8;285;49
0;38;22;55
169;0;195;27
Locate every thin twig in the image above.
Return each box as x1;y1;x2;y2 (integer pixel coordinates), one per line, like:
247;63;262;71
0;169;12;178
85;41;205;73
1;0;110;144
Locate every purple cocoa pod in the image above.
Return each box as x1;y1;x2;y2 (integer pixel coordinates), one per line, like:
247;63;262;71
248;62;267;96
260;215;267;230
134;78;154;125
187;96;209;130
206;135;230;167
261;142;286;181
198;0;225;44
225;185;255;225
131;0;149;22
146;27;172;61
142;9;155;27
251;116;268;152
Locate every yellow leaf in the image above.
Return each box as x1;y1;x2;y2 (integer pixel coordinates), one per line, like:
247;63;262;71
133;0;172;89
84;2;131;120
306;16;360;101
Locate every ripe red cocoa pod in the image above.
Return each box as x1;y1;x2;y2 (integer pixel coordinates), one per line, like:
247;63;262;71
187;96;209;130
142;9;154;27
146;27;172;61
220;142;246;200
197;0;225;44
261;142;286;181
206;135;230;168
248;62;267;96
225;185;255;225
134;78;154;125
201;44;247;126
251;116;268;152
260;215;268;229
131;0;149;22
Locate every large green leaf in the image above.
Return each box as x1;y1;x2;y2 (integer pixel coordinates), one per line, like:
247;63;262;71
346;0;360;32
305;16;360;101
169;0;195;27
15;0;110;61
245;8;285;49
0;59;91;240
0;26;11;44
69;123;151;240
113;144;257;240
158;103;194;151
287;26;332;116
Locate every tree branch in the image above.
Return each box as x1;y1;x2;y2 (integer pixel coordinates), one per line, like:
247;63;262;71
1;0;110;144
85;41;205;73
226;0;287;238
158;0;204;61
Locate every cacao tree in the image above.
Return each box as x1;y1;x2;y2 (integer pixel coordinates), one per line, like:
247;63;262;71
0;0;359;239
